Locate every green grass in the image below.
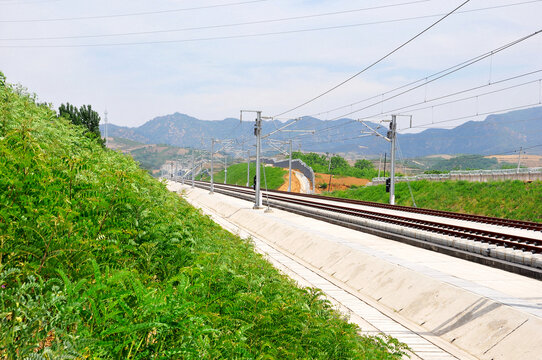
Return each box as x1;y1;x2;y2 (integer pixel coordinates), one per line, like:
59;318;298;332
329;180;542;223
208;163;287;190
0;72;407;358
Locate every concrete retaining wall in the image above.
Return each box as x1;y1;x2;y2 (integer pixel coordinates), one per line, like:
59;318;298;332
263;158;316;193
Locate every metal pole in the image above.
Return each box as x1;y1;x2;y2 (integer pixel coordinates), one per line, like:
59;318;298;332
181;159;185;185
516;146;523;174
327;154;333;191
254;112;262;208
246;150;250;187
210;139;215;194
288;140;293;192
383;153;387;178
378;153;382;178
390;115;397;205
104;109;109;148
224;155;227;184
191;151;195;188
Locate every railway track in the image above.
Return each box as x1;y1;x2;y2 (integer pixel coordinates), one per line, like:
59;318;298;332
195;181;542;232
185;180;542;278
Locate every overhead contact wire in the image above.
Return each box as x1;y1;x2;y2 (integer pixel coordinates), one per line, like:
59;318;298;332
272;0;472;119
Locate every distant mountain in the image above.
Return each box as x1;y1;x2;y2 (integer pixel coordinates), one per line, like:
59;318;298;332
102;107;542;157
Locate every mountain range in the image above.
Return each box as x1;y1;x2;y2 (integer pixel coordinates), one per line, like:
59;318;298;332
101;106;542;158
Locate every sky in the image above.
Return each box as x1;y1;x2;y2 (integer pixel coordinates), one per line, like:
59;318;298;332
1;0;542;134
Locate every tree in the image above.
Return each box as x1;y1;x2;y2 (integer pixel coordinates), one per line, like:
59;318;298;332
354;159;374;170
58;103;104;146
330;155;349;170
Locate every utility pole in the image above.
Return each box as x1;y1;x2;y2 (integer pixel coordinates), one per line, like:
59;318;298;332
254;112;263;208
383;153;387;178
388;115;397;205
267;131;313;193
104;109;109;148
224;155;228;184
327;154;333;192
210;139;215;194
288;140;293;192
378;153;382;178
240;110;263;209
517;147;523;174
181;159;185;186
191;151;195;188
246;150;250;187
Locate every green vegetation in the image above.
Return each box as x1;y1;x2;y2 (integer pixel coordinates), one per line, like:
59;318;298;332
293;152;379;179
422;154;520;172
0;73;407;358
329;180;542;222
58;102;104;146
211;163;287;189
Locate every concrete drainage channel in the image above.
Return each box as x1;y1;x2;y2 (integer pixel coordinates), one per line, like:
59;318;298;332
204;185;542;280
177;183;542;360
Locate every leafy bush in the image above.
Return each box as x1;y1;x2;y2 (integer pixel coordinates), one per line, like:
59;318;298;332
0;75;407;358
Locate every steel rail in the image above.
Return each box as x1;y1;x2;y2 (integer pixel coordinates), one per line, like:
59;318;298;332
194;181;542;231
192;181;542;254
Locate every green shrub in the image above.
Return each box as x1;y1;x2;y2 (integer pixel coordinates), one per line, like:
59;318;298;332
0;75;407;358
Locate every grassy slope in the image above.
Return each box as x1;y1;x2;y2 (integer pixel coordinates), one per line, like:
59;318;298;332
210;163;287;190
330;180;542;222
0;74;406;358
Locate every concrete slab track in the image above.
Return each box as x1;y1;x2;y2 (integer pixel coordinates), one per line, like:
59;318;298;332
167;181;542;360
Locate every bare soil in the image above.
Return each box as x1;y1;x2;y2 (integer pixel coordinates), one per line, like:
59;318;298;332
487;154;542;168
278;170;302;192
313;172;370;193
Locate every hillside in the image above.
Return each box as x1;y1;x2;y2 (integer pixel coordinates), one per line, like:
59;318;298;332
0;74;407;358
103;107;542;157
108;137;190;174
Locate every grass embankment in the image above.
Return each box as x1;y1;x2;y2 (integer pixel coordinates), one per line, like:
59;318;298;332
329;180;542;222
0;74;407;358
211;163;287;190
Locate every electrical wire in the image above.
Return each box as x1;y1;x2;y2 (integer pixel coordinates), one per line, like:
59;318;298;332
324;29;542;122
0;0;272;23
0;0;430;40
289;69;542;141
306;51;539;120
403;102;541;131
2;1;539;48
272;0;471;118
489;143;542;156
352;74;542;123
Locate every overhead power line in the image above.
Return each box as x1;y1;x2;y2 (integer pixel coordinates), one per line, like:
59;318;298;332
272;0;472;119
0;0;430;40
324;29;542;122
3;1;540;47
351;72;542;122
404;102;542;131
0;0;271;23
288;67;542;141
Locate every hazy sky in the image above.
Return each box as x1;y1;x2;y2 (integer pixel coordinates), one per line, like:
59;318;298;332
2;0;542;133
